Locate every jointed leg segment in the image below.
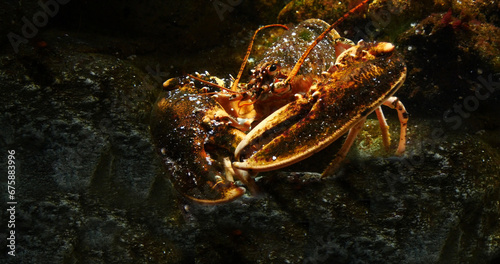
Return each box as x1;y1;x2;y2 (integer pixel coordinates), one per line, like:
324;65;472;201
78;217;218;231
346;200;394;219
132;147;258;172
321;96;408;177
381;96;408;155
322;117;367;178
375;106;391;151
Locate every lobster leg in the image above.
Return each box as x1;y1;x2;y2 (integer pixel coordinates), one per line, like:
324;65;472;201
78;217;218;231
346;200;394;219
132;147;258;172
223;157;259;196
382;96;409;155
321;117;366;178
375;106;391;151
322;96;408;177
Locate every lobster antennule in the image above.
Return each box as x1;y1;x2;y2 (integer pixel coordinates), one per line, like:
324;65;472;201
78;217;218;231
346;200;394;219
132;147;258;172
231;24;289;92
184;74;239;94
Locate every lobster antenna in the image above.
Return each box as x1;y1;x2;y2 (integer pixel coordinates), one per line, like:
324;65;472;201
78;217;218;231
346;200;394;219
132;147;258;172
284;0;372;85
230;24;289;92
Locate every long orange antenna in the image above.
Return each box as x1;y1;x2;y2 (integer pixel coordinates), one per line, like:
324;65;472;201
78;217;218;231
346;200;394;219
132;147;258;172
230;24;289;92
283;0;371;86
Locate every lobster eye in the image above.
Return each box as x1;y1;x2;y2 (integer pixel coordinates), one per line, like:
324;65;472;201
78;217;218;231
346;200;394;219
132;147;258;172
269;64;277;72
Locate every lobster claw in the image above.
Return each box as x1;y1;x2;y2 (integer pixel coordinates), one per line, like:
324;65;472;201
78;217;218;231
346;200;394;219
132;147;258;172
151;82;257;204
233;41;407;173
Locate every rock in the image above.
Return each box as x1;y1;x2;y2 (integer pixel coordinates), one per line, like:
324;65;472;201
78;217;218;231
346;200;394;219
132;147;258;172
277;0;427;41
397;10;500;113
0;30;184;262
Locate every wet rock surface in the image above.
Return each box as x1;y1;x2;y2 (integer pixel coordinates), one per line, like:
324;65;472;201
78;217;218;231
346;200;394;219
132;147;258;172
1;0;499;263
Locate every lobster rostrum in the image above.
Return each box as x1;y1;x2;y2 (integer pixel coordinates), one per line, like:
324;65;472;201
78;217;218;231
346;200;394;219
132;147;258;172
150;0;408;204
